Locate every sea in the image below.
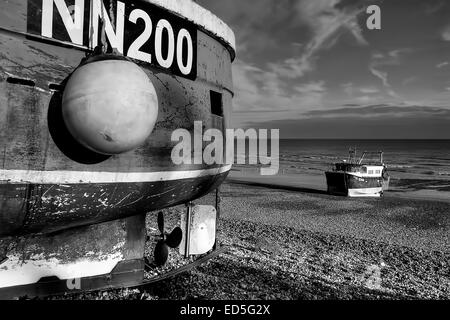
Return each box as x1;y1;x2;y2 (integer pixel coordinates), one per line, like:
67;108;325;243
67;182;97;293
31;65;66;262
235;139;450;180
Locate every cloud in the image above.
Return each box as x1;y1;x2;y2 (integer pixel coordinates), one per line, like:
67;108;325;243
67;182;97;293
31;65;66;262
342;103;361;107
388;48;414;59
402;76;418;86
359;86;380;94
232;59;326;111
442;25;450;41
265;0;370;80
246;116;450;139
227;0;374;126
341;83;379;97
369;66;389;88
303;104;450;118
368;49;413;98
341;82;354;96
436;61;449;68
295;0;369;48
294;81;326;94
199;0;450;138
267;56;314;79
354;96;375;104
245;105;450;139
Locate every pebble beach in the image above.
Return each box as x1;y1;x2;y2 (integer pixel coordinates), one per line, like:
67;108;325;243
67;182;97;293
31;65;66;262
56;175;450;300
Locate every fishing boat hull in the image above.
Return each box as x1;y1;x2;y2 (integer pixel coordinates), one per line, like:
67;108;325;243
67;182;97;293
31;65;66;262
325;171;384;197
0;0;235;237
0;0;236;296
0;169;229;237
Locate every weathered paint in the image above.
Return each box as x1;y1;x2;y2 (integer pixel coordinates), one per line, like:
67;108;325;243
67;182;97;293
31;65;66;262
0;214;146;289
0;171;228;237
0;164;231;184
0;0;234;237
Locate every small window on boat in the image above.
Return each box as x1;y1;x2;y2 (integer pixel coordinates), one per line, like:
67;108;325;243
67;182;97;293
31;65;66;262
368;170;374;174
210;90;223;117
376;170;381;174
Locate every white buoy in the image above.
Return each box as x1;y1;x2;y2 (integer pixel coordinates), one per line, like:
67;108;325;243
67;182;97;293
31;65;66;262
62;58;159;155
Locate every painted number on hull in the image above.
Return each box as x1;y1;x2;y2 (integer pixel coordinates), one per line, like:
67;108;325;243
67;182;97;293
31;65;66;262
27;0;197;79
127;8;153;64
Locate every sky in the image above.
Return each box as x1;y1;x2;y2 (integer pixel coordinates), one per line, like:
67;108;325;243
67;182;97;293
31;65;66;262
197;0;450;139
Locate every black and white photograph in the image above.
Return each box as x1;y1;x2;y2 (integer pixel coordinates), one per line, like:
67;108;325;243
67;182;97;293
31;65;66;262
0;0;449;311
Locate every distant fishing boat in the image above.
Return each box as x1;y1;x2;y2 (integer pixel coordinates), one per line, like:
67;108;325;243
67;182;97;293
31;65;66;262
325;149;390;197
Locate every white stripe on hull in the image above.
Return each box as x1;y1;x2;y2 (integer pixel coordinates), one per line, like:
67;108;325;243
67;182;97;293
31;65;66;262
346;172;383;179
0;165;232;184
348;187;382;197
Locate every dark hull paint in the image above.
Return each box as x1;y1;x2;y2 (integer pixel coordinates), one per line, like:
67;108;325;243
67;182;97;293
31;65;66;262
0;171;228;237
325;171;382;195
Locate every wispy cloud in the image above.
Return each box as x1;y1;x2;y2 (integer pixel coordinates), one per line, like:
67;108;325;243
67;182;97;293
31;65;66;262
267;56;314;79
359;87;380;94
199;0;450;138
294;81;326;94
232;60;326;109
368;49;413;98
231;0;375;127
304;104;450;118
442;25;450;41
369;66;390;87
245;107;450;139
268;0;370;79
341;83;380;105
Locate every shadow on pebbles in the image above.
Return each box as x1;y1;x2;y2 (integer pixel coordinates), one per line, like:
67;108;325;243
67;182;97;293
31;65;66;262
136;219;449;300
49;212;449;300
